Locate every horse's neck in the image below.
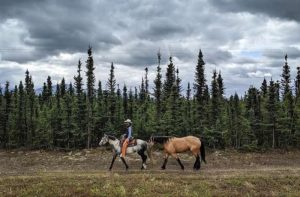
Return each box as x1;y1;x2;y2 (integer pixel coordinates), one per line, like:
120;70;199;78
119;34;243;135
108;139;120;150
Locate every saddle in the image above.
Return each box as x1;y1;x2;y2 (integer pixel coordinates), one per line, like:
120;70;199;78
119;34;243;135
120;137;137;147
128;139;137;147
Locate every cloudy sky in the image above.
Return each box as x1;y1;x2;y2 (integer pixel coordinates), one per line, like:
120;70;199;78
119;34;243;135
1;0;300;96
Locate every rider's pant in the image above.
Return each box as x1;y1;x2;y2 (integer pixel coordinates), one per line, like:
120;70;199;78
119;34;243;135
121;138;129;157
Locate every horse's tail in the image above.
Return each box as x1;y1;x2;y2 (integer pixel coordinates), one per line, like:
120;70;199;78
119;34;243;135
200;140;206;164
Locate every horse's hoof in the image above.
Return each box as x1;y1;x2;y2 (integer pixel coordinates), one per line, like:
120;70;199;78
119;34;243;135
142;164;147;169
161;167;166;170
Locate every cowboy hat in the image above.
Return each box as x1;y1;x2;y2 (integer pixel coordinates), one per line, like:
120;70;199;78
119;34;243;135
124;119;132;124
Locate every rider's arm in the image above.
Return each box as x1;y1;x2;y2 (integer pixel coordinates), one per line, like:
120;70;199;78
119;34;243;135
127;126;132;138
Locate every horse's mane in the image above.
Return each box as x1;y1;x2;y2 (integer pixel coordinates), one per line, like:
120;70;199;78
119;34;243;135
105;134;118;140
151;136;174;144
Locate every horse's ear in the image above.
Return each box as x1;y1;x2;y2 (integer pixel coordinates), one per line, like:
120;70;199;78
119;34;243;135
149;134;154;142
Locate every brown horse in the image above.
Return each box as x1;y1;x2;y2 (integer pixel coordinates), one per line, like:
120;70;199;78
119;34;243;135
149;136;206;170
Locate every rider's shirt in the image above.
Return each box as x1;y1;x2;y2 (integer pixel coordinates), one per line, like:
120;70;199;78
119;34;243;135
127;126;132;139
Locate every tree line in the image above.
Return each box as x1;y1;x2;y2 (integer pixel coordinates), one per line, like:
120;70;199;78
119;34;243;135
0;47;299;150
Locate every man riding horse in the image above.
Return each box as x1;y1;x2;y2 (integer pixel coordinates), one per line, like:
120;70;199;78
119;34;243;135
99;118;151;170
121;119;133;158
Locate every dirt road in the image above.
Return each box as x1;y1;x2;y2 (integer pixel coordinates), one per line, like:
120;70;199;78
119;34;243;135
0;148;299;196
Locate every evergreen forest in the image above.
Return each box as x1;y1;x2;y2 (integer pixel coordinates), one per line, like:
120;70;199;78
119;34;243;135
0;47;299;150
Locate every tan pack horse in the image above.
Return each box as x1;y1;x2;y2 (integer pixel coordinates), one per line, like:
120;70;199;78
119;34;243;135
149;136;206;170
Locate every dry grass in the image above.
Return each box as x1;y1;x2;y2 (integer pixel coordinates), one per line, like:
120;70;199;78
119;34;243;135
0;149;299;196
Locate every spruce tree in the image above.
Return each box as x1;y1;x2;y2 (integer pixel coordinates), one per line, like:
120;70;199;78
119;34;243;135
134;87;138;101
194;49;206;133
232;93;242;148
2;82;11;148
60;78;66;98
217;71;224;97
74;59;86;148
62;84;74;149
294;67;300;146
9;85;19;148
210;70;220;126
261;78;268;97
24;70;35;146
203;84;210;124
280;54;294;146
185;82;192;135
17;81;26;146
128;88;134;119
281;54;291;98
207;70;224;148
52;83;62;147
267;79;278;148
123;85;128;118
145;67;149;97
275;81;280;102
94;80;104;144
107;62;116;125
46;76;53;99
42;82;47;104
95;80;103;119
86;46;95;104
116;84;122;126
68;82;74;96
85;46;95;148
153;51;162;121
176;68;182;95
245;87;262;146
140;78;146;103
295;67;300;99
97;81;103;103
163;56;176;99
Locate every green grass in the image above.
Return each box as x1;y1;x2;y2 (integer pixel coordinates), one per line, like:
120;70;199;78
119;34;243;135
0;171;299;197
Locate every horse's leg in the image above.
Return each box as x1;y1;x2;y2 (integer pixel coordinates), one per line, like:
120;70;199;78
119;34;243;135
109;153;117;171
161;154;169;170
191;148;200;170
196;147;202;170
194;155;200;170
120;156;129;170
171;153;184;170
138;150;148;170
193;155;198;170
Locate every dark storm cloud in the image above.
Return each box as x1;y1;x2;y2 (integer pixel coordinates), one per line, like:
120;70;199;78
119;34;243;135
138;19;187;40
101;41;165;67
210;0;300;22
0;0;122;62
0;0;239;66
205;50;233;65
263;47;300;60
1;0;300;96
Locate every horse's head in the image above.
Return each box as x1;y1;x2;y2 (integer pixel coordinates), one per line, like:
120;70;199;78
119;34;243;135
99;134;109;146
